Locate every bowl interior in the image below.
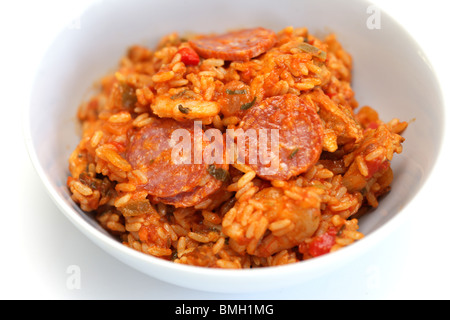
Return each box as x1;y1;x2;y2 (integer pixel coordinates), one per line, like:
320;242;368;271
26;0;444;292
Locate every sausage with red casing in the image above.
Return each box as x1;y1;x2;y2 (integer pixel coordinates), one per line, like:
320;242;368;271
189;27;277;62
236;94;324;180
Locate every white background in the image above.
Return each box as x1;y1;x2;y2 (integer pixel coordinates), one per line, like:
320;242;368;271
1;0;449;299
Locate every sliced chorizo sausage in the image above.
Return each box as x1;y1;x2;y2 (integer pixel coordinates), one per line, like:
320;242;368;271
152;167;225;208
153;160;230;208
126;118;207;197
189;27;277;61
236;94;324;180
155;134;230;207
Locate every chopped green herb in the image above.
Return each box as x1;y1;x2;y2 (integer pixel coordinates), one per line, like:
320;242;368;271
289;148;299;159
317;51;327;61
226;89;247;95
170;90;187;100
121;83;137;109
337;225;346;236
207;165;230;182
240;97;257;110
298;43;327;61
178;104;191;114
171;251;178;261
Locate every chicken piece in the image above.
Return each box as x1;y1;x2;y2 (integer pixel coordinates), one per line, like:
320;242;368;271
222;185;322;257
309;89;363;152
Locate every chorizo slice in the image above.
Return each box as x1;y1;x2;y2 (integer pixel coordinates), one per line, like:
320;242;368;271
126;118;207;197
189;27;277;61
236;94;324;180
153;168;223;208
154;134;230;207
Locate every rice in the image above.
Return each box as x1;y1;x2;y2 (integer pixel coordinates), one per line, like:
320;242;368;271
67;26;408;268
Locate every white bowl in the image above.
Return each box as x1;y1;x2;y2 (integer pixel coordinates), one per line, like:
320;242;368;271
25;0;444;293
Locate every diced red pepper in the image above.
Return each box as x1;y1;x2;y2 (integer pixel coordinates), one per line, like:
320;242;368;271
325;91;337;99
366;122;380;130
139;224;158;243
366;159;389;179
109;140;126;153
177;47;200;66
308;227;337;257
